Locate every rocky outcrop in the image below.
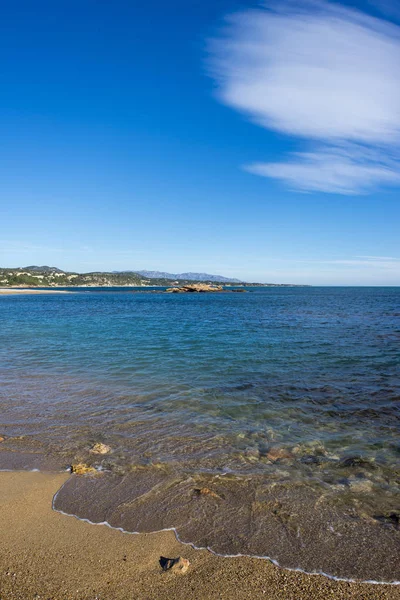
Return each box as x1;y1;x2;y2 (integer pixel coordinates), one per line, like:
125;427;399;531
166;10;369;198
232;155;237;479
166;283;224;293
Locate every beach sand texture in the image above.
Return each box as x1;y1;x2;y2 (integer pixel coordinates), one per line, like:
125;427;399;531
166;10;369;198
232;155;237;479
0;471;398;600
0;289;71;294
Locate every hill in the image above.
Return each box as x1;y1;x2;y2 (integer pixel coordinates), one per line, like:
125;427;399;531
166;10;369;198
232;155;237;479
0;267;304;288
0;267;247;288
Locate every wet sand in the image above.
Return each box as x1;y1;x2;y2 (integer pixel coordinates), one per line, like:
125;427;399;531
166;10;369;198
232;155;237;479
0;471;398;600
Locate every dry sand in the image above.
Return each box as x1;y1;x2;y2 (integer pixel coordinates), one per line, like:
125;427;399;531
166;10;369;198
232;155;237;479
0;289;70;294
0;471;398;600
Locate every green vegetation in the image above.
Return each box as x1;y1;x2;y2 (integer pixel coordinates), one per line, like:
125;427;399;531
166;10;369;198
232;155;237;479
0;267;246;288
0;267;304;288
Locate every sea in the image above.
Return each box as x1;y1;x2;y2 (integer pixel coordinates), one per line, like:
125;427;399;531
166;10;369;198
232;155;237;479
0;286;399;582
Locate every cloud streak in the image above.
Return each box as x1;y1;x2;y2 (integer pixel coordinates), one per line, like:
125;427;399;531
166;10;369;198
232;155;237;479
209;1;400;194
246;146;400;194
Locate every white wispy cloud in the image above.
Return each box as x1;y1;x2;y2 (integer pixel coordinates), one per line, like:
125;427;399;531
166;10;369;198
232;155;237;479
209;1;400;194
246;147;400;194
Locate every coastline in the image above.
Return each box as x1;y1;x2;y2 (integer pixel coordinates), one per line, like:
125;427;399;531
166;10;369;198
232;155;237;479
0;284;302;291
0;471;399;600
0;288;72;294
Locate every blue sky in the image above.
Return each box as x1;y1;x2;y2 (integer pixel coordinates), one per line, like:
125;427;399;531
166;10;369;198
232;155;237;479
1;0;399;284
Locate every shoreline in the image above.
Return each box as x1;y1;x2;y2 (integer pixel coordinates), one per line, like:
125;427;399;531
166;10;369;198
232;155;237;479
0;471;399;599
0;284;301;291
0;288;73;294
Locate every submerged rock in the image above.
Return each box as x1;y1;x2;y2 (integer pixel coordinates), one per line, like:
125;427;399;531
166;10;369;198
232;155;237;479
374;512;400;529
70;463;97;475
159;556;190;574
347;478;374;493
266;447;293;462
244;448;260;462
300;455;322;465
339;456;375;469
194;487;222;500
90;442;111;455
292;440;326;457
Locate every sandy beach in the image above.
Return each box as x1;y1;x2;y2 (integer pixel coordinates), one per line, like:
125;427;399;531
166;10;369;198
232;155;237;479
0;289;71;294
0;471;398;600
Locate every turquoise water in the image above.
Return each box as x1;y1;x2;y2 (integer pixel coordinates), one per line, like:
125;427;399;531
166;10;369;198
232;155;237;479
0;287;399;580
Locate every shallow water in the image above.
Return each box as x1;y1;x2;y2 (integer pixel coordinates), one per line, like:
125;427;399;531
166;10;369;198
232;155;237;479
1;287;399;580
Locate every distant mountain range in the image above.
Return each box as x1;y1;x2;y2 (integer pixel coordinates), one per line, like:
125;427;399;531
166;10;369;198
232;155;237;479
132;271;242;283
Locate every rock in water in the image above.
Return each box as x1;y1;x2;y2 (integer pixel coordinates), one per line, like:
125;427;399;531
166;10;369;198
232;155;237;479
70;463;97;475
159;556;190;574
374;512;400;529
166;283;223;293
194;487;222;500
266;447;293;462
90;442;111;455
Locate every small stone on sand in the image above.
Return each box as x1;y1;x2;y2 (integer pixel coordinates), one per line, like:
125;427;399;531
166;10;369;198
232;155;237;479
159;556;190;574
